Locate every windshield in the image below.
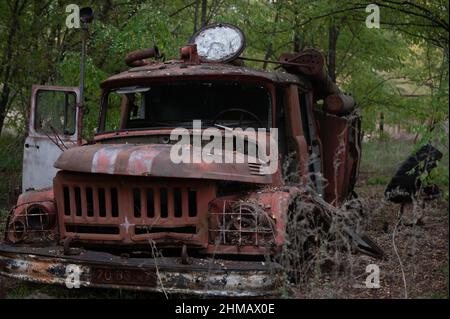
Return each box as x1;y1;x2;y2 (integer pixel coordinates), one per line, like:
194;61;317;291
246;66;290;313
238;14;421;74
100;82;272;132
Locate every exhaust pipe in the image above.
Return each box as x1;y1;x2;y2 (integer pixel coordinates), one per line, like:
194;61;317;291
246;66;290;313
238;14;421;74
279;49;341;100
125;46;160;67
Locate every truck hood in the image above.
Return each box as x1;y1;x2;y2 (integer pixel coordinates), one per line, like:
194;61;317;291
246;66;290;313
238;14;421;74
54;143;273;184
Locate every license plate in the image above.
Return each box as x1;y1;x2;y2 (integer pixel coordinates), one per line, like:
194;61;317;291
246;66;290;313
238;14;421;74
91;267;157;286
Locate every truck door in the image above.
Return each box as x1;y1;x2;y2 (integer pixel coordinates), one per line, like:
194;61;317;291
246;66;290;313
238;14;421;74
22;85;81;192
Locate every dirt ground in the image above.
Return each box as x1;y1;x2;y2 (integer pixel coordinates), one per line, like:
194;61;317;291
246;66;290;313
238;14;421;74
292;181;448;299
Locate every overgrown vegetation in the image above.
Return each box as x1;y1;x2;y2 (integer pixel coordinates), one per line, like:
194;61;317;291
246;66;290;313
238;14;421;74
0;134;23;209
0;209;7;234
277;137;449;298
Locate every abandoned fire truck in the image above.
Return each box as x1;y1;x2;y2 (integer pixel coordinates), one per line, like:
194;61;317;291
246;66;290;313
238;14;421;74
0;21;382;297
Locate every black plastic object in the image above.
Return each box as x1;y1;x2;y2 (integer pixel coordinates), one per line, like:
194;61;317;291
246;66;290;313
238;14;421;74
80;7;94;24
385;144;443;203
345;228;384;259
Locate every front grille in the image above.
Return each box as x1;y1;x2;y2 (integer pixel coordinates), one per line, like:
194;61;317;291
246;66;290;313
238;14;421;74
54;171;216;246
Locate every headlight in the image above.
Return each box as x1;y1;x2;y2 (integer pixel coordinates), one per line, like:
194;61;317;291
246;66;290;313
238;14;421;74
209;200;276;247
6;202;56;243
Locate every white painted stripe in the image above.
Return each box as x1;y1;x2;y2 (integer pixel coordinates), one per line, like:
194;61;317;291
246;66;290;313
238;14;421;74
91;146;125;174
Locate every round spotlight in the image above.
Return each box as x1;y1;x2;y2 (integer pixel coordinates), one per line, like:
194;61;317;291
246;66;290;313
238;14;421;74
190;23;246;63
26;205;53;230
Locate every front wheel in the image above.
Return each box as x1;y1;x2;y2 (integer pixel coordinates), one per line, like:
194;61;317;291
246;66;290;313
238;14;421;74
279;196;329;283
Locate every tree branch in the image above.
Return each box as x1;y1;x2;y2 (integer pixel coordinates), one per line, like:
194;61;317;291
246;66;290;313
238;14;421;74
169;0;197;18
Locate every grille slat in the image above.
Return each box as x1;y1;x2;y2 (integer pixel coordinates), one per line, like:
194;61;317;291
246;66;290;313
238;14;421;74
153;188;161;219
69;187;76;223
167;188;175;218
104;187;112;219
81;186;88;219
140;188;147;219
86;187;94;217
92;188;100;220
181;189;189;218
173;188;182;218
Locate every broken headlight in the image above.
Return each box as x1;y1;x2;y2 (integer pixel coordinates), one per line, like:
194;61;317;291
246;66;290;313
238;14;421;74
6;202;57;243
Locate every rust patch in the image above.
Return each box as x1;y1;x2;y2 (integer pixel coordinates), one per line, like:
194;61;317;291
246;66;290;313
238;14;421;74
0;243;282;297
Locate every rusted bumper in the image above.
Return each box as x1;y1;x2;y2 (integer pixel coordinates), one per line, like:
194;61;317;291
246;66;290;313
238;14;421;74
0;243;281;297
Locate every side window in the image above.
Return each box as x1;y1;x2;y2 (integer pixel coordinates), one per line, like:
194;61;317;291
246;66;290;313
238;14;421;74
103;90;146;132
35;90;77;135
128;93;144;120
105;92;122;132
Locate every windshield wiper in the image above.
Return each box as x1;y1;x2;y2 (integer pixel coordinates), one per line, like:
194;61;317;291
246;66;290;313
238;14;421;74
214;123;233;131
115;86;150;94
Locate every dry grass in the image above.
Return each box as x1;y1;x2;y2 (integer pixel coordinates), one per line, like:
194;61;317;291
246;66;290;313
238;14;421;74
280;137;449;299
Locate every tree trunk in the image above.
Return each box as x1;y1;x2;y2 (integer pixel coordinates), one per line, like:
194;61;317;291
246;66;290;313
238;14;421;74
200;0;207;28
379;112;384;132
96;0;115;69
327;24;339;82
293;30;302;52
263;1;282;70
293;7;302;52
193;0;200;33
0;86;11;133
99;0;113;23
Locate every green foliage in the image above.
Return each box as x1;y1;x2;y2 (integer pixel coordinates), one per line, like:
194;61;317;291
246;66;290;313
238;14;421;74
361;138;415;177
367;176;388;186
0;134;23;172
0;134;23;207
0;209;8;233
